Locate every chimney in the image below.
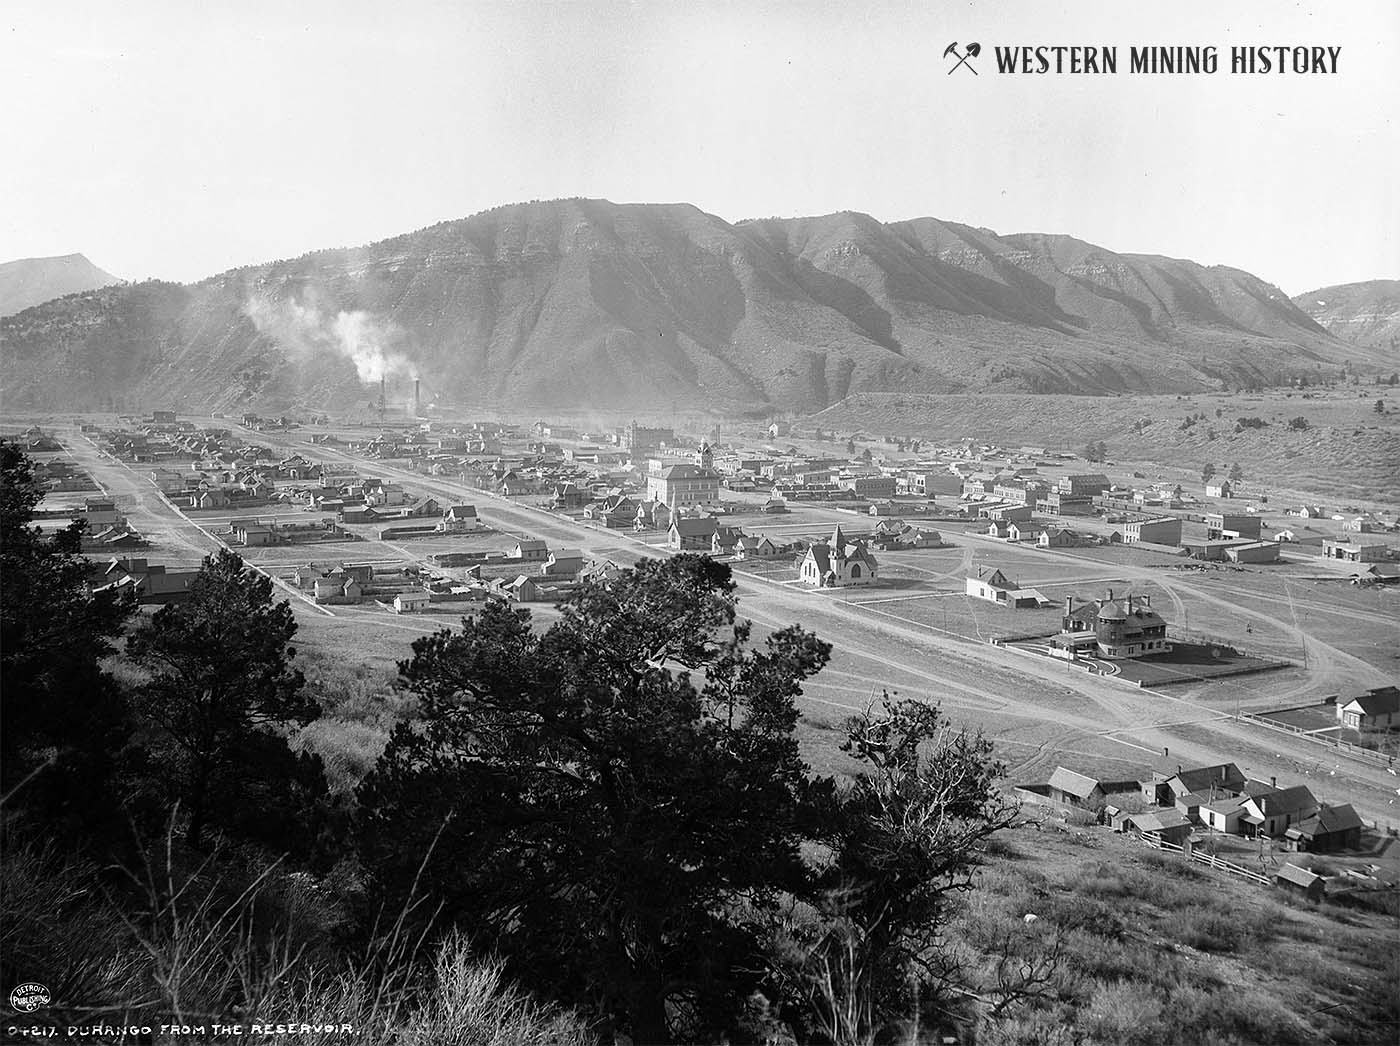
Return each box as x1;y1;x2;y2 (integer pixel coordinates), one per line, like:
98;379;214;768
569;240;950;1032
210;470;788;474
1106;587;1114;602
1271;776;1276;789
1064;596;1073;617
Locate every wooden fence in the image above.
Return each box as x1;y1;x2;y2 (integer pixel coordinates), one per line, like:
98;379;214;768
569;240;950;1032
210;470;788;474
1238;711;1395;765
1131;832;1272;885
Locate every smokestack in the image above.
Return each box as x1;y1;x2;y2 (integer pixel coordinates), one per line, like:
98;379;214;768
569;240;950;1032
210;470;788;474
414;378;421;416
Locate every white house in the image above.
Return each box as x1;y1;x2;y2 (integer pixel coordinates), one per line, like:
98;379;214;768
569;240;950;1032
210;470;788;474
964;567;1046;609
392;591;431;614
1336;686;1400;730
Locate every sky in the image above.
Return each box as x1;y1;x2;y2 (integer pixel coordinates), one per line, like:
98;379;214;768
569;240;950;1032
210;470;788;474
2;0;1397;295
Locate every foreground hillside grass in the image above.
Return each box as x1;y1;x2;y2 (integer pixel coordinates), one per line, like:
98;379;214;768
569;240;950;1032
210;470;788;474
952;823;1400;1046
293;650;1400;1045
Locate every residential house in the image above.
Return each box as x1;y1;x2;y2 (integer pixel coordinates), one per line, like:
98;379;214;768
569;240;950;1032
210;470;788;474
711;525;744;556
798;525;879;588
1336;686;1400;730
634;500;672;531
1239;785;1320;839
313;573;363;605
540;549;585;578
392;591;432;614
1205;480;1234;499
1006;521;1046;544
511;539;549;562
441;505;481;531
1144;763;1246;807
1055;591;1170;660
228;519;276;546
734;535;784;560
1039;527;1088;549
1199;798;1247;835
964;567;1045;609
96;558;199;605
552;482;590;510
669;516;719;551
1285;804;1364;853
1045;767;1108;808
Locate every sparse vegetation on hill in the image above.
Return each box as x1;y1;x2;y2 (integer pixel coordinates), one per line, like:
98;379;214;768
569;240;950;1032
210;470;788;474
1;200;1390;415
811;391;1400;503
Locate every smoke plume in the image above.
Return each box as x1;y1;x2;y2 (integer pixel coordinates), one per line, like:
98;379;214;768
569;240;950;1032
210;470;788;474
243;293;415;384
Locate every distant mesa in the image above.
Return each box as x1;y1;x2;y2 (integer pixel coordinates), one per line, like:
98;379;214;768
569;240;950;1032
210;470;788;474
0;200;1391;414
0;253;122;318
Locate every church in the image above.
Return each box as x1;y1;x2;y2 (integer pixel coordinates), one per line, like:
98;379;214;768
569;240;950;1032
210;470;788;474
798;525;879;588
646;443;722;509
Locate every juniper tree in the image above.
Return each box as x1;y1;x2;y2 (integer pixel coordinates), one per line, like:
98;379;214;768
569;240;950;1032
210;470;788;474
356;555;832;1044
0;442;135;841
127;548;324;851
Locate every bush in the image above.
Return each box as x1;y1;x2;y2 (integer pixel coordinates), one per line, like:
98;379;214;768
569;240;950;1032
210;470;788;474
1159;908;1253;953
1081;981;1164;1046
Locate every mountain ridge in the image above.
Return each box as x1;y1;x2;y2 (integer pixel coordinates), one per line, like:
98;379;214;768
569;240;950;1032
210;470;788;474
1292;279;1400;355
0;253;122;318
1;199;1388;414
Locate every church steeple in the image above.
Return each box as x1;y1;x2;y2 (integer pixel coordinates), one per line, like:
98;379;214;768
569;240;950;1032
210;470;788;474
829;524;847;556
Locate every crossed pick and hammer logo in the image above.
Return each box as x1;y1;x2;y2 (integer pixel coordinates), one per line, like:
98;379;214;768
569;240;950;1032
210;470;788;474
945;41;981;74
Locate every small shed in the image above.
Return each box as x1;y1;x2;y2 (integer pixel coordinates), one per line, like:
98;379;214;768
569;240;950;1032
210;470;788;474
1124;808;1193;846
1274;863;1325;902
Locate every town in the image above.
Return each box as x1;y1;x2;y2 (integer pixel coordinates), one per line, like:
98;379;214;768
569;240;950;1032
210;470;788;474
9;400;1398;907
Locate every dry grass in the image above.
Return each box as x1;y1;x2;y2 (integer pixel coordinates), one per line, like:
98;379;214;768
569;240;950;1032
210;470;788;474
949;826;1400;1045
0;834;594;1046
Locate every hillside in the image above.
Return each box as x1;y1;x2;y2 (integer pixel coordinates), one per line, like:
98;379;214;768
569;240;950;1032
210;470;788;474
1;200;1389;414
810;389;1400;504
1294;280;1400;355
0;253;122;318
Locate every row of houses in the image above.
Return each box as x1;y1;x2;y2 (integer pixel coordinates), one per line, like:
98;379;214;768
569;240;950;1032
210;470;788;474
1029;761;1365;853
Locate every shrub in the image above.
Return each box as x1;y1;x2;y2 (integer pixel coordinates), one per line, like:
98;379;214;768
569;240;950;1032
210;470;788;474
1080;981;1164;1046
1159;908;1253;953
